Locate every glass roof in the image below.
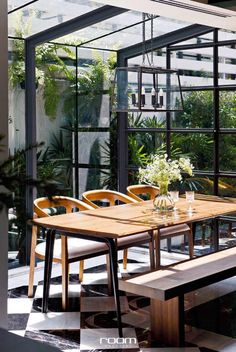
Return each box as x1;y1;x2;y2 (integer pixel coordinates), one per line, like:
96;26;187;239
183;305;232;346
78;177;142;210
56;15;190;50
8;0;103;37
8;0;190;51
8;0;39;13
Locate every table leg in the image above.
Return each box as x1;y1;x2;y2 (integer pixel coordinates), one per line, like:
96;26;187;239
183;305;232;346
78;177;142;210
154;229;161;269
42;229;55;313
150;295;184;346
105;238;123;337
212;218;219;252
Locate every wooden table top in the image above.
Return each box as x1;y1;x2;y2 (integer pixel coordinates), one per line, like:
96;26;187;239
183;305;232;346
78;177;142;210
33;195;236;239
119;246;236;301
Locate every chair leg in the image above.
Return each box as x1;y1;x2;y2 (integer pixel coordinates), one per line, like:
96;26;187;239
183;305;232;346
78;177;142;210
123;249;128;270
79;260;84;283
61;237;69;311
28;225;37;297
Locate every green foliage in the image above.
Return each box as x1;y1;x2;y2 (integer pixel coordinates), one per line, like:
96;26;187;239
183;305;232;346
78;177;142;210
9;34;75;120
46;130;73;194
174;91;214;128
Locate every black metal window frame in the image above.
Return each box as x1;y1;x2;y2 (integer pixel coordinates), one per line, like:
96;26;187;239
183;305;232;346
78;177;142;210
119;28;236;196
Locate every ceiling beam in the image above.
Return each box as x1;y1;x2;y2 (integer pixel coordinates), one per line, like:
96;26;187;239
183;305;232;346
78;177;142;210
94;0;236;31
118;23;212;59
26;5;128;45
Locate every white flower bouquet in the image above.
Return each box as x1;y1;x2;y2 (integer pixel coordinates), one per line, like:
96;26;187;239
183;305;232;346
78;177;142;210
139;154;194;212
139;154;194;187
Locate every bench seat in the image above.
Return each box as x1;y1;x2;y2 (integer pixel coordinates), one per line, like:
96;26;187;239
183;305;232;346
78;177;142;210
119;247;236;346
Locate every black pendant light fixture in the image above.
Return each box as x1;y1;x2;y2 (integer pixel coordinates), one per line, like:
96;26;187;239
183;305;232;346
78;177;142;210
112;14;184;113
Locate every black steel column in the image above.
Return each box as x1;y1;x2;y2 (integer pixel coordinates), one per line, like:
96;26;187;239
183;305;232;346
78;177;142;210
166;47;171;157
74;46;79;198
213;29;219;195
117;54;128;193
25;39;37;264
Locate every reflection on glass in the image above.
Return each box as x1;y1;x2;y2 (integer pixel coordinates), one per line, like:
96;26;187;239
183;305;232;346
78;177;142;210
169;190;179;211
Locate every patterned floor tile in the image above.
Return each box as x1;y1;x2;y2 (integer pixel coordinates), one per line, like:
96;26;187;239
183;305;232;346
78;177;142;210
27;312;81;331
80;296;129;313
7;251;236;351
25;329;80;350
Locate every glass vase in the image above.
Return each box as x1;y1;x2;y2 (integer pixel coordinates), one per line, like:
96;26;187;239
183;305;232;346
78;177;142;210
153;181;174;213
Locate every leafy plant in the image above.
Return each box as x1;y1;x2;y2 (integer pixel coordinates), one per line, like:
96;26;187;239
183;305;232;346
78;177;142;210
9;31;75;120
0;136;62;264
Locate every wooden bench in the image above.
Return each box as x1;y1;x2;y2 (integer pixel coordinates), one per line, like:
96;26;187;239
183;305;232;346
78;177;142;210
119;246;236;346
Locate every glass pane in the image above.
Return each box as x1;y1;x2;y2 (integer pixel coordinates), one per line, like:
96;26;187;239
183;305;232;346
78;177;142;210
128;48;166;67
218;178;236;197
8;0;103;37
219;91;236;128
79;168;110;197
172;90;214;128
195;176;214;195
78;131;110;166
58;10;144;47
171;47;214;87
128;113;166;128
171;32;213;46
36;44;76;196
76;16;189;50
128;132;166;167
8;0;38;12
218;46;236;85
218;30;236;42
77;48;112;128
171;133;214;171
219;135;236;172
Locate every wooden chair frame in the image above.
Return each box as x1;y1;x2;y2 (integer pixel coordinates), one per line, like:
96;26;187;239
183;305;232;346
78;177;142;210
82;189;155;270
28;196;109;310
127;184;194;268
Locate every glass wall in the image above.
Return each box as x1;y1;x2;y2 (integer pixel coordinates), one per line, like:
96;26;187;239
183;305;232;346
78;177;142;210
124;28;236;252
125;29;236;197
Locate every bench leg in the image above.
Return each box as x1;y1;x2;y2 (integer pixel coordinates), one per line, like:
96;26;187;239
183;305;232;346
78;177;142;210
150;295;185;346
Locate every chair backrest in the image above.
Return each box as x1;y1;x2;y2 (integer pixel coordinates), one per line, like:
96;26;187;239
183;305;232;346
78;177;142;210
82;189;137;208
127;184;160;201
34;196;93;218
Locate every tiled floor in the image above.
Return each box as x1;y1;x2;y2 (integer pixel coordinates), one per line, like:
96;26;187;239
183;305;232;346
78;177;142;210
7;247;236;352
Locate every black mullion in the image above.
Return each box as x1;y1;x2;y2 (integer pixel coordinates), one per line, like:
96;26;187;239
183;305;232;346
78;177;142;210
127;128;214;133
74;47;79;198
213;29;219;195
166;46;171;157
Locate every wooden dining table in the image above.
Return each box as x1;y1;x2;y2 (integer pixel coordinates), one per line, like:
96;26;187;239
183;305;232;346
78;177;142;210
33;195;236;337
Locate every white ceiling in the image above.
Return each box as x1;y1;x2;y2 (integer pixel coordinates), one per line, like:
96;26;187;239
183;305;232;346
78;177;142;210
94;0;236;31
